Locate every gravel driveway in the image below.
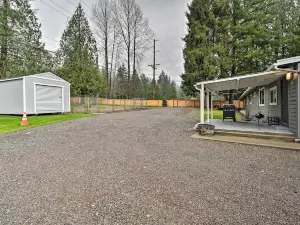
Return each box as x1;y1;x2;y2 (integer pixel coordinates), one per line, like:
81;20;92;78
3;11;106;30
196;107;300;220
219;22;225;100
0;108;300;224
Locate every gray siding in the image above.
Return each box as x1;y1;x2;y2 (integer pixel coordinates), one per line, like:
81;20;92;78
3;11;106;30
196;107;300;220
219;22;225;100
244;79;282;123
0;79;23;114
25;76;70;114
288;78;297;133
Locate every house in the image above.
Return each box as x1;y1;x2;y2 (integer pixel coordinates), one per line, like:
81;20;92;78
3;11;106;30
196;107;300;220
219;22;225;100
0;72;71;115
194;56;300;141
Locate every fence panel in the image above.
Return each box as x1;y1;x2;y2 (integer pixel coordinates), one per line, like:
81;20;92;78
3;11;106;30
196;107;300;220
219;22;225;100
71;97;244;114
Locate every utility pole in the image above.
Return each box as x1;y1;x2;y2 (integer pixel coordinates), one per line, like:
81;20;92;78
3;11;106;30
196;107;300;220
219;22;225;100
148;39;160;99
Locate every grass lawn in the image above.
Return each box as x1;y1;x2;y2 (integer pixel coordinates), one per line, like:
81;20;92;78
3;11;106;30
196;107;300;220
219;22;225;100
0;114;94;135
197;109;242;121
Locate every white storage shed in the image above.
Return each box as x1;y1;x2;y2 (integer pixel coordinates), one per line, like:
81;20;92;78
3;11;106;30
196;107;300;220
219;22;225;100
0;72;71;115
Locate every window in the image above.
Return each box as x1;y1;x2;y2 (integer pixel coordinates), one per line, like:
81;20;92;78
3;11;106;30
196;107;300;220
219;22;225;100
259;87;265;106
270;86;277;105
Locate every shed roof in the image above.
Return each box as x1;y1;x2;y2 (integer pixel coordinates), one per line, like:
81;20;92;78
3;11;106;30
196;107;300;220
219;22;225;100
0;72;68;83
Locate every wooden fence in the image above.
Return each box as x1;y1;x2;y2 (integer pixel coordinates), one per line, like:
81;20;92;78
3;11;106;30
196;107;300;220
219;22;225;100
71;98;244;109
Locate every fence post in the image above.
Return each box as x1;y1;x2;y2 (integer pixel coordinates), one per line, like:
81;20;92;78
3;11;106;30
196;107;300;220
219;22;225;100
113;99;115;112
88;97;90;113
185;100;187;108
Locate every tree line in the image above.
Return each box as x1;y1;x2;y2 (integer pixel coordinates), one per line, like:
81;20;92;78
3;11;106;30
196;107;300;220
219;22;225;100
114;64;177;99
182;0;300;96
0;0;179;99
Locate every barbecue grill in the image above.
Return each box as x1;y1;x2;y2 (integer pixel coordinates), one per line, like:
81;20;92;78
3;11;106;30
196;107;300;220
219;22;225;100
223;104;236;122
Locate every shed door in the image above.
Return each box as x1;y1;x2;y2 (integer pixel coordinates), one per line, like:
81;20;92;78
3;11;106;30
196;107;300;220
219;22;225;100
36;84;63;113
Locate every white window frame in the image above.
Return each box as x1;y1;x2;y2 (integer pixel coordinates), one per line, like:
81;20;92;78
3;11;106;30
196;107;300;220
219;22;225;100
270;86;278;106
259;87;265;106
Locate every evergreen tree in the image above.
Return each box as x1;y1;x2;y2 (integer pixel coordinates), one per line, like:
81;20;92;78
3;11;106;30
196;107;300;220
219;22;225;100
181;0;218;96
115;64;127;98
56;4;105;97
182;0;300;96
140;73;152;99
0;0;52;78
130;69;141;98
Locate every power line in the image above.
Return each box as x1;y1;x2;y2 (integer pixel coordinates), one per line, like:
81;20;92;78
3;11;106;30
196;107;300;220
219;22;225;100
65;0;77;9
43;35;60;43
39;0;69;19
79;0;93;10
48;0;72;16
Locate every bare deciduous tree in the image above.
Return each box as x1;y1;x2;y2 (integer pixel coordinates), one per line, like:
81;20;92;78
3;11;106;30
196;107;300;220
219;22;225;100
92;0;113;95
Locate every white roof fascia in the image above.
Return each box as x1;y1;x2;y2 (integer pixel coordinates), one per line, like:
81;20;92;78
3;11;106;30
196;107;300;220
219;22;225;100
0;77;23;82
194;70;283;88
277;56;300;66
29;75;69;83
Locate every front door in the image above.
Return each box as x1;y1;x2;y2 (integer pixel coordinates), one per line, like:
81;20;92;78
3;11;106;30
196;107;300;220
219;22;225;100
281;79;289;126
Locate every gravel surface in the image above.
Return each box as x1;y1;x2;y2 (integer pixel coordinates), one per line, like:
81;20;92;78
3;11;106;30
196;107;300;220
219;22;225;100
0;108;300;224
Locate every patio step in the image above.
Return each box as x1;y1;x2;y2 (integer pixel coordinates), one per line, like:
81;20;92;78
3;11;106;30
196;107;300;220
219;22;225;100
215;130;296;142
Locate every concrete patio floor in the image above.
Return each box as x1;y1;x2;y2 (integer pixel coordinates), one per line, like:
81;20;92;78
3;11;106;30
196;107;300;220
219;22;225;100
209;119;295;135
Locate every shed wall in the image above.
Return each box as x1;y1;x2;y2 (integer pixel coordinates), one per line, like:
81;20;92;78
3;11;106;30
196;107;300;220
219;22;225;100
25;77;70;114
0;79;23;114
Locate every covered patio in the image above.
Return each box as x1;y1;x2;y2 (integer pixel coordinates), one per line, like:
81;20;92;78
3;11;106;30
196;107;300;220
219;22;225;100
195;70;287;124
210;119;294;135
194;58;300;137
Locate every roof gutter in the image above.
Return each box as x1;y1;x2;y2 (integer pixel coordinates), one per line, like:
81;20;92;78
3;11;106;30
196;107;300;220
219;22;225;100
274;64;300;73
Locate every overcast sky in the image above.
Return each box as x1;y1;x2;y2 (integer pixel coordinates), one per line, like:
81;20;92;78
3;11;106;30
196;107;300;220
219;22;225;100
31;0;192;84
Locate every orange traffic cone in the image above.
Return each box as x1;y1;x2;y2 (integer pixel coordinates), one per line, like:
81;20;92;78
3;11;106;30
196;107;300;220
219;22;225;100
21;112;29;126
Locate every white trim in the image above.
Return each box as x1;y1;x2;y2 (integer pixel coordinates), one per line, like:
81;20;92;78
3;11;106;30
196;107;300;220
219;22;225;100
62;86;65;113
34;82;64;114
210;92;213;120
33;82;64;88
30;75;68;83
259;87;265;106
22;77;26;113
195;70;286;87
0;77;23;82
200;84;205;124
277;56;300;66
68;84;71;112
33;84;37;114
270;86;278;106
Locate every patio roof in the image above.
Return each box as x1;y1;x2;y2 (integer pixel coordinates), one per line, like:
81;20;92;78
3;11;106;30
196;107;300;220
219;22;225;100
194;70;287;92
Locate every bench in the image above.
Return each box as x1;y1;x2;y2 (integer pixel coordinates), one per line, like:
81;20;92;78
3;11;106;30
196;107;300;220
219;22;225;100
267;117;280;125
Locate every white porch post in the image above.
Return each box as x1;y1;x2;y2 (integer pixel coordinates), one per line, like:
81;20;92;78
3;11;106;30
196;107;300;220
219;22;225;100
200;84;205;124
206;90;210;123
211;92;213;120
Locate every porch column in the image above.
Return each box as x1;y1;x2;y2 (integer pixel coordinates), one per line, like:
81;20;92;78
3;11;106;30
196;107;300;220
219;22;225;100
200;84;205;124
206;90;210;123
211;92;213;120
298;63;300;140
